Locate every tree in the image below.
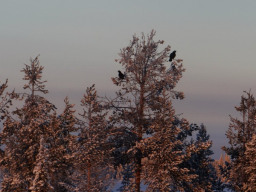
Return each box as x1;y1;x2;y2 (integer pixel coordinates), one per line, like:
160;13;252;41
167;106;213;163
0;79;14;159
47;97;77;192
76;84;112;191
0;56;56;191
181;124;223;192
109;30;197;191
0;79;20;123
142;91;201;192
0;80;9;122
29;137;53;192
222;91;256;191
242;134;256;192
118;164;134;192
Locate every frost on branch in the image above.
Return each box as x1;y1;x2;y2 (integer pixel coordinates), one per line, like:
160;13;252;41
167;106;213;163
76;84;113;191
0;56;57;191
108;30;197;192
222;91;256;191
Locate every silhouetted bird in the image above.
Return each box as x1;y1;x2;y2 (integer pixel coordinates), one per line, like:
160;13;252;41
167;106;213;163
118;70;125;79
169;50;176;62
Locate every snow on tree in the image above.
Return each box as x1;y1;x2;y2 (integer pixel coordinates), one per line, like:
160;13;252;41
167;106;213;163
141;91;201;192
0;79;20;122
0;56;56;191
109;30;199;191
222;91;256;191
212;154;231;191
242;134;256;192
0;79;9;122
29;137;53;192
76;84;112;191
180;124;224;192
118;164;134;192
47;97;77;192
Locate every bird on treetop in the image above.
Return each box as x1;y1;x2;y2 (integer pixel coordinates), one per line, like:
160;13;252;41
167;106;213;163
169;50;176;62
118;70;125;79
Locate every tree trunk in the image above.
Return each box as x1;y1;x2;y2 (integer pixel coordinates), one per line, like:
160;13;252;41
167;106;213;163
135;84;145;192
135;157;142;192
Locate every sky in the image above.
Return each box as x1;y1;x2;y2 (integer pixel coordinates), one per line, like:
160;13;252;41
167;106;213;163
1;0;256;159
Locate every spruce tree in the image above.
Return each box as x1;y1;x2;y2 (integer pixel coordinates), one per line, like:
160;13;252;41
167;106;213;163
0;80;9;122
0;56;56;191
29;137;53;192
76;84;111;191
0;79;20;122
48;97;77;192
142;91;200;192
242;134;256;192
181;124;221;192
222;91;256;191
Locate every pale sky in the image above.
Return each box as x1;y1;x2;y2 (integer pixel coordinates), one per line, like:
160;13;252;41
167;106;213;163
1;0;256;158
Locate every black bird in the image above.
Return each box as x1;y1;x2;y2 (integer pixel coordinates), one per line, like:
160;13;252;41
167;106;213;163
169;50;176;62
118;70;125;79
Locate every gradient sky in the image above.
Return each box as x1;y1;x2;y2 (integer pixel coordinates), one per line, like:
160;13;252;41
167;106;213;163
1;1;256;159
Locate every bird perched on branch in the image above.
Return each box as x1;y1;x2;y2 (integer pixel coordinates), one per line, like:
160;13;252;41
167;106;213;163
169;50;176;62
118;70;125;79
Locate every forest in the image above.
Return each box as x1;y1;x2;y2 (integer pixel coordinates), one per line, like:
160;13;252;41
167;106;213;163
0;30;255;192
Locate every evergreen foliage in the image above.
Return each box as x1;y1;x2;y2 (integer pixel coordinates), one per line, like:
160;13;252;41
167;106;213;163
76;84;112;191
223;91;256;191
109;30;207;191
243;134;256;192
1;30;249;192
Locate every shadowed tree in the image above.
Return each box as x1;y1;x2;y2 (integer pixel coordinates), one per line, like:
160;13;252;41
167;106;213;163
180;124;221;192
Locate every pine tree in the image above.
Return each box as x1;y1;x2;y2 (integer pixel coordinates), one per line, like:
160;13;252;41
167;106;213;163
109;30;197;191
0;56;56;191
242;134;256;192
76;84;112;191
222;91;256;191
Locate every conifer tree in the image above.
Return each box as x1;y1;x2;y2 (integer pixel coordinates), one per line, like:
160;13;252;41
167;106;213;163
29;137;53;192
181;124;221;192
109;30;197;191
0;80;9;122
242;134;256;192
118;164;134;192
48;97;77;192
76;84;111;191
0;56;56;191
0;79;20;122
223;91;256;191
142;91;201;192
